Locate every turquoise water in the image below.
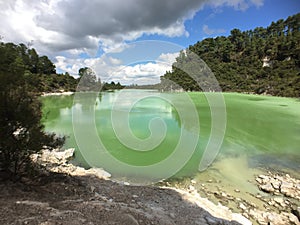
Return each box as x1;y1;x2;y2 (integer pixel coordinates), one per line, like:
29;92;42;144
42;90;300;184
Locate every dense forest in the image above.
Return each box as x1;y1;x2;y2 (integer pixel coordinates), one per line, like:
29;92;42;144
0;43;125;93
160;13;300;97
0;42;78;93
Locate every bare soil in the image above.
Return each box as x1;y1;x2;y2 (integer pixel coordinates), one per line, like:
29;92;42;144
0;172;243;225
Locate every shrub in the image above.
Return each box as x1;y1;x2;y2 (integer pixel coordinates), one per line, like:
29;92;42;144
0;71;64;178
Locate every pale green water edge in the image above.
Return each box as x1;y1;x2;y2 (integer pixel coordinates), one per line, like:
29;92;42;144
41;91;300;188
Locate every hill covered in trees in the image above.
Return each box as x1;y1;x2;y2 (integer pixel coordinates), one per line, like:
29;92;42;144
0;42;78;93
0;42;126;93
160;13;300;97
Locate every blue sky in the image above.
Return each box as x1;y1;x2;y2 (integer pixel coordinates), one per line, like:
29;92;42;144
0;0;299;84
137;0;300;48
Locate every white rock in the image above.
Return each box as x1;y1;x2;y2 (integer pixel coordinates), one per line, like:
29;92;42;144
86;168;111;179
239;203;247;211
232;213;252;225
189;185;195;191
258;175;270;181
260;183;275;193
273;197;285;206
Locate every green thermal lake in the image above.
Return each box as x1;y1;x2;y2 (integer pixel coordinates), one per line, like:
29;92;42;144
42;90;300;190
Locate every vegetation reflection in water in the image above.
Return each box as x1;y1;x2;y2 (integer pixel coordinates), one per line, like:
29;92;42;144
42;90;300;182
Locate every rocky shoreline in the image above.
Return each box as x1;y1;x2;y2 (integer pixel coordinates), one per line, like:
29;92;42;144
163;173;299;225
1;148;299;225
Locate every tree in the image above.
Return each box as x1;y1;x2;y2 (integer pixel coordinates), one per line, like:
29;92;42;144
37;55;56;74
160;13;300;97
0;71;64;177
28;48;39;74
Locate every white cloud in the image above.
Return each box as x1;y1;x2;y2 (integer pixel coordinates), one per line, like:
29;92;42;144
55;51;178;85
0;0;205;57
207;0;264;11
0;0;264;57
203;24;226;35
0;0;264;85
157;52;180;64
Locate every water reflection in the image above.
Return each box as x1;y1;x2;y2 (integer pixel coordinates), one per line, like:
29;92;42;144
42;91;300;181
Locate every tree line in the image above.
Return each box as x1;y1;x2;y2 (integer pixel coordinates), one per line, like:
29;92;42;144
0;42;78;93
160;13;300;97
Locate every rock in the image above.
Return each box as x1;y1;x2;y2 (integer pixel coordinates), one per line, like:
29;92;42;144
86;168;111;179
191;179;197;184
52;148;75;162
239;203;247;211
268;200;275;206
90;185;95;192
282;212;300;225
16;200;49;208
232;213;252;225
221;192;227;198
281;181;294;190
291;207;300;222
256;194;262;199
204;216;222;224
266;212;286;225
234;189;240;193
256;177;263;184
280;181;295;197
273;197;285;207
270;179;281;190
249;208;300;225
258;175;270;181
260;183;275;193
189;185;195;191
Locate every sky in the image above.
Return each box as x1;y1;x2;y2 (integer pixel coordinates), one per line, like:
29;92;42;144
0;0;299;85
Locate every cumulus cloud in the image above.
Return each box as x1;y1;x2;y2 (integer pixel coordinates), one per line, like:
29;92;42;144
202;25;226;35
113;62;171;85
0;0;206;56
55;50;178;85
0;0;264;56
0;0;264;84
157;52;179;64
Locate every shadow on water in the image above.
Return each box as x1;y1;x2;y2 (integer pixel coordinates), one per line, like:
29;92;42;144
247;97;266;101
